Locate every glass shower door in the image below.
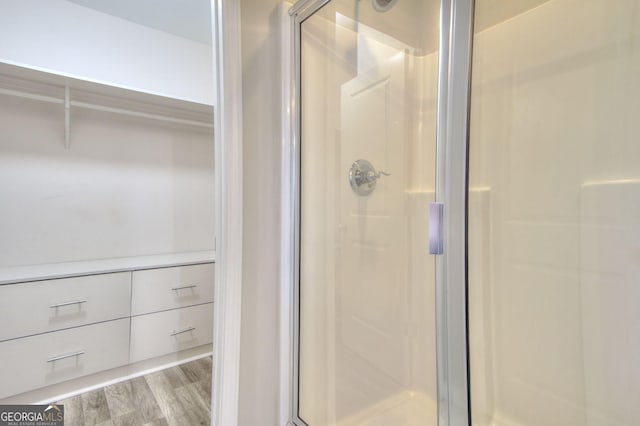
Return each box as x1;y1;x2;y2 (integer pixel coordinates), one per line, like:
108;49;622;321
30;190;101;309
294;0;441;424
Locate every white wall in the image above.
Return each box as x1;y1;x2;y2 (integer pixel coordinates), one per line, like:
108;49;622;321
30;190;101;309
0;0;214;105
0;93;215;267
237;1;282;425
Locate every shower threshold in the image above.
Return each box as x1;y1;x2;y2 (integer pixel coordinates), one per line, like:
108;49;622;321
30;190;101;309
336;390;437;426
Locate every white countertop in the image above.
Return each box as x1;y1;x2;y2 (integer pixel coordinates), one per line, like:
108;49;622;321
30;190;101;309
0;251;215;285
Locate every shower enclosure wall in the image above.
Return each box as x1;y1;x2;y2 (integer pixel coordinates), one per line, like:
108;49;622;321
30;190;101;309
468;1;640;425
290;0;640;425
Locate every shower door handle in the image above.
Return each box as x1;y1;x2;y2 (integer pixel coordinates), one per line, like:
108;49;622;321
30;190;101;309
429;202;444;255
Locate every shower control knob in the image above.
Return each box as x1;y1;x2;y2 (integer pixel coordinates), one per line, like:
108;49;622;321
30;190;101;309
348;159;390;196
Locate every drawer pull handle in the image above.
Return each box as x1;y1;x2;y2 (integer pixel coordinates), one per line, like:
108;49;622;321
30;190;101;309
49;299;87;309
171;285;197;291
46;350;85;363
170;326;196;336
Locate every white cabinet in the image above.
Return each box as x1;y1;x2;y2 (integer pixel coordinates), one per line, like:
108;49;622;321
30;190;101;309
0;318;130;399
0;272;131;342
131;263;214;315
0;261;214;401
130;303;214;363
130;264;215;362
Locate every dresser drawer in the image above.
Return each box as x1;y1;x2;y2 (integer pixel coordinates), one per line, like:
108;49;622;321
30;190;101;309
130;303;213;363
131;263;214;316
0;272;131;342
0;318;130;399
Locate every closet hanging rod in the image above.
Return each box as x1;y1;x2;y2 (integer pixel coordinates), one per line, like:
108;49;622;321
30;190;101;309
0;86;213;128
71;101;213;128
70;101;213;128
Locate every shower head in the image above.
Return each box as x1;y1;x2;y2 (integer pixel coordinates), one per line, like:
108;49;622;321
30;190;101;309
372;0;398;12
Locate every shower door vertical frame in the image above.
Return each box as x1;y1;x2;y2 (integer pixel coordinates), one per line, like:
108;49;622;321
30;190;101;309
288;2;331;425
434;0;475;425
286;0;476;424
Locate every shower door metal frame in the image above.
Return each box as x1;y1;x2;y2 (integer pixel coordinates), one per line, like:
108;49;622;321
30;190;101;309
286;0;475;424
434;0;475;425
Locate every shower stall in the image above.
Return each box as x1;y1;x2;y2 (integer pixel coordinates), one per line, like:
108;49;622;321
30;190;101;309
288;0;640;425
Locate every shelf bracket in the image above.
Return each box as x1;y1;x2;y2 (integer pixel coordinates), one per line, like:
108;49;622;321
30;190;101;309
64;85;70;149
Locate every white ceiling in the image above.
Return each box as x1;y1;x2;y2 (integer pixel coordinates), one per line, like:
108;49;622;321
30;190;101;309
64;0;550;48
66;0;212;45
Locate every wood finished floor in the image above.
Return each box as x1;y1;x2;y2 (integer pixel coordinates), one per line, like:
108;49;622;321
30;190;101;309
57;356;212;426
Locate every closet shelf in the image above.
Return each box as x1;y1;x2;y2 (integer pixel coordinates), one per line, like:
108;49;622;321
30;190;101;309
0;61;214;148
0;87;213;129
0;251;216;285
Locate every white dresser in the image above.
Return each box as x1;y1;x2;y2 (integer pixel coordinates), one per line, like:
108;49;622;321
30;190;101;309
0;260;214;401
